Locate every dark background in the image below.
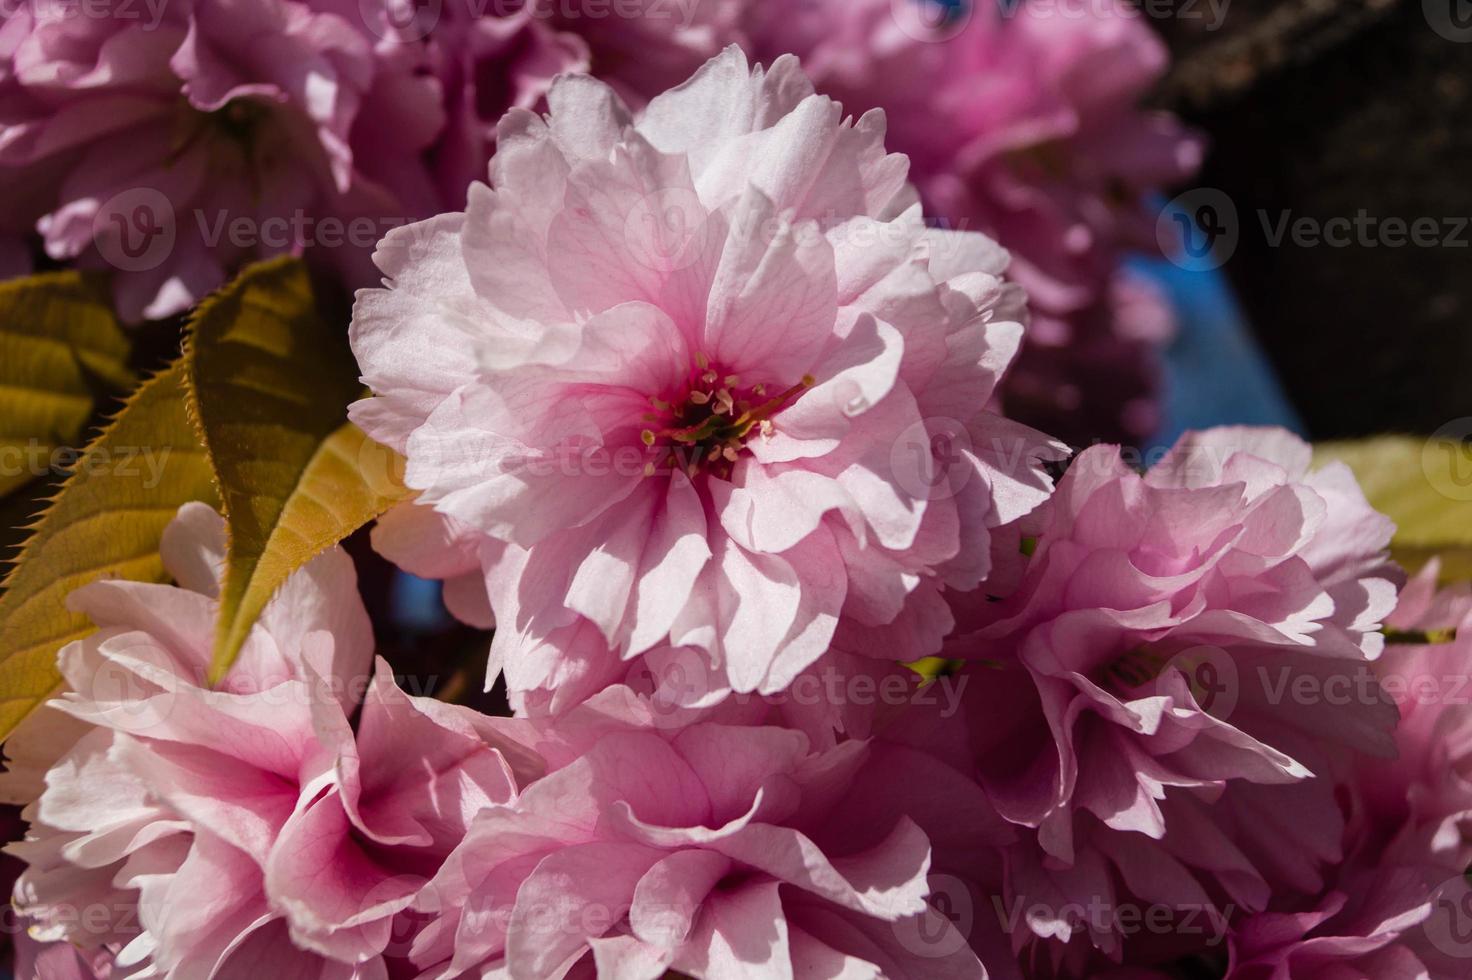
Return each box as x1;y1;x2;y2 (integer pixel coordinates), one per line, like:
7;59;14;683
1153;0;1472;440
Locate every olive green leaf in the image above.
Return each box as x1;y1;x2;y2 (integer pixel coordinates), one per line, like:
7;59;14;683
1315;434;1472;582
0;271;134;501
0;360;218;740
184;256;407;685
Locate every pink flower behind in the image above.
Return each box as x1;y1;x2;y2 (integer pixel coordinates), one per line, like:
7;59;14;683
8;504;524;977
1003;270;1175;447
1223;574;1472;979
743;0;1203;444
352;46;1064;710
1352;560;1472;851
0;0;596;320
0;0;443;319
939;427;1401;957
420;0;590;209
532;0;745;106
993;563;1472;977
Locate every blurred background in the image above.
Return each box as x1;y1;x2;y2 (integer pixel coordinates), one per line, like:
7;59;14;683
1144;0;1472;450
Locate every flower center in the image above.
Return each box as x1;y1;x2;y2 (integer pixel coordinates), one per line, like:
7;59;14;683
641;353;812;481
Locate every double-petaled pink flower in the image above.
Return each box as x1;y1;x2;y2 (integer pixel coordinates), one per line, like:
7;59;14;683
352;46;1062;712
940;428;1402;957
409;709;987;978
8;504;526;976
1222;564;1472;979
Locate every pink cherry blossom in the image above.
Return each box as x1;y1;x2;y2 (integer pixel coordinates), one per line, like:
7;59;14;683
352;46;1064;709
0;0;449;320
1000;566;1472;976
407;710;991;978
1224;834;1466;980
932;427;1401;958
1352;560;1472;852
7;504;523;977
0;0;600;320
1222;578;1472;980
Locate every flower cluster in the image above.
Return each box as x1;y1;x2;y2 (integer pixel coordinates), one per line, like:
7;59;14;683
0;0;587;320
0;0;1197;445
6;38;1461;980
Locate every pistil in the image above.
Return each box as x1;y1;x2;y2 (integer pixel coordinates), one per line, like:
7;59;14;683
640;356;814;480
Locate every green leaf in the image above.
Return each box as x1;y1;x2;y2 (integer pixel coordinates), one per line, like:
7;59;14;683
0;360;219;740
1315;435;1472;582
185;257;407;684
0;271;134;500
